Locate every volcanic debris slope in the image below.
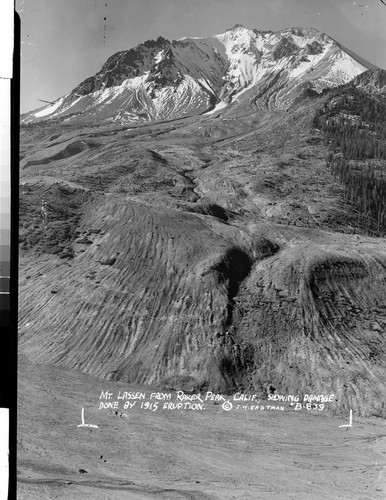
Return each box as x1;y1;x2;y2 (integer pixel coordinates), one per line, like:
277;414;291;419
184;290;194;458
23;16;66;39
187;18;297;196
19;26;386;417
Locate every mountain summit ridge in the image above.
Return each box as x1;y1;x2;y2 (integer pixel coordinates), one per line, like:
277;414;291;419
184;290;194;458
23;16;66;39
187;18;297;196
23;25;377;124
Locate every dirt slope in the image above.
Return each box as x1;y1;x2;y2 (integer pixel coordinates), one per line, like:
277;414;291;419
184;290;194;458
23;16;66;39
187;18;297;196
232;233;386;416
19;97;386;417
17;357;386;500
19;195;260;392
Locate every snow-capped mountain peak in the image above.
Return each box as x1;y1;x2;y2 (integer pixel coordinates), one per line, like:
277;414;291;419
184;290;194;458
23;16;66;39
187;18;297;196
23;25;377;124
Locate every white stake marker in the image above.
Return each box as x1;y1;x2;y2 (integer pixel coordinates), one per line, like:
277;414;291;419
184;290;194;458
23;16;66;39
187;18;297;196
77;407;98;429
339;409;353;429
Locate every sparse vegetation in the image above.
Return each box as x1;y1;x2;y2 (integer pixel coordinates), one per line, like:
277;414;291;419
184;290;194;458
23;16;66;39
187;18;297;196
314;78;386;234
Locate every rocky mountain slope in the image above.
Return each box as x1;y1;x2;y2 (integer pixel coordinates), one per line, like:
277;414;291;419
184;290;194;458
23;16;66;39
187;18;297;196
19;57;386;418
22;25;376;125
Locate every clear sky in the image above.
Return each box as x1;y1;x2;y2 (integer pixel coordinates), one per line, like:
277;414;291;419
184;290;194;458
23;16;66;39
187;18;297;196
17;0;386;113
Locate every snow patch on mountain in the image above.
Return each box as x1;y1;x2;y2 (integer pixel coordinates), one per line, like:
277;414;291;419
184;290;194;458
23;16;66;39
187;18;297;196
215;26;262;91
289;47;329;79
324;51;368;83
154;50;165;64
94;73;150;106
34;97;65;118
204;100;228;115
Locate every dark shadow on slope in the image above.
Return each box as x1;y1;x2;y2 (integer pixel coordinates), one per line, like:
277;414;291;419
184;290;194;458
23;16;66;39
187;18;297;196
209;247;254;327
182;203;233;222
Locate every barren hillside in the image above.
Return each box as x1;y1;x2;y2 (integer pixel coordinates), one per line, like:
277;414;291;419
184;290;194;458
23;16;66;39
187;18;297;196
17;356;386;500
19;89;386;418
